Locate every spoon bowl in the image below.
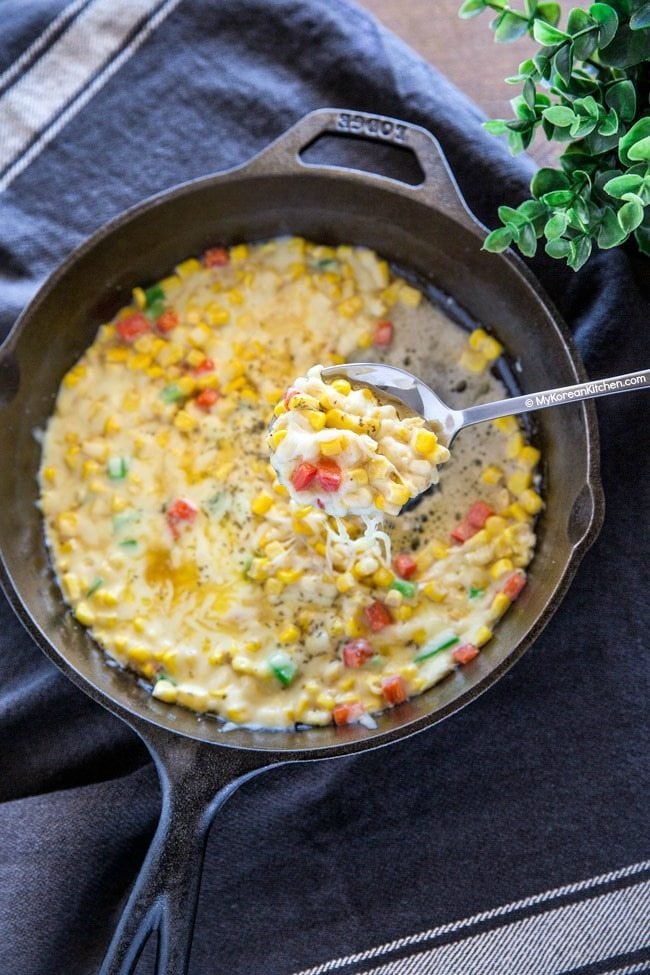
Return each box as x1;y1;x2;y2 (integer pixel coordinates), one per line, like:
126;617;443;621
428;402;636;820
322;362;649;449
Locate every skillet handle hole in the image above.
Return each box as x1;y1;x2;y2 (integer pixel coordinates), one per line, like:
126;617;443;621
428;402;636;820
299;133;425;186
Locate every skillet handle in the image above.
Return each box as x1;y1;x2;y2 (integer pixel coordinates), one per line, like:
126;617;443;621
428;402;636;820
100;725;279;975
241;107;482;234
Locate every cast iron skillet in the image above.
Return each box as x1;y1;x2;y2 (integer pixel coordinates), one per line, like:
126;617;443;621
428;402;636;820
0;109;603;975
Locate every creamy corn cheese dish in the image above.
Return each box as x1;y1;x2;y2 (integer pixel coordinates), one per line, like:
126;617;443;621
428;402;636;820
39;237;543;730
269;364;450;518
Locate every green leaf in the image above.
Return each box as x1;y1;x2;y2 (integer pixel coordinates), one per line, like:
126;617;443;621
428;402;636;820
574;96;600;119
459;0;487;18
589;3;620;46
604;173;645;197
498;205;524;226
605;80;636;121
533;52;552;76
523;78;537;109
483;119;509;135
524;0;538;16
494;10;531;40
598;21;650;66
598;206;627;247
619;118;650;166
543;105;576;126
516;221;539;256
567;7;593;32
570;116;598;138
531;167;571;197
537;1;562;25
634;220;650;256
628;137;650;162
519;199;549;220
507;129;525;153
511;94;537;120
533;19;569;43
545;237;572;258
542;189;575;205
630;1;650;27
545;211;569;238
597;109;619;136
552;43;574;84
567;236;593;270
483;227;514;252
618;198;644;232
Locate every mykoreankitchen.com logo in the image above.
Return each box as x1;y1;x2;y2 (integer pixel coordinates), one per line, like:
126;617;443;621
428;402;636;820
525;373;647;408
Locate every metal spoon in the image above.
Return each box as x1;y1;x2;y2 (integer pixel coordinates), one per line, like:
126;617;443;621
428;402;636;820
321;362;649;448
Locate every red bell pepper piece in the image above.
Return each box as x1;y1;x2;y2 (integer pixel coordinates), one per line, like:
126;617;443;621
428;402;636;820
373;320;394;347
381;674;408;705
342;638;374;668
193;357;215;374
116;313;150;344
333;700;365;726
195;388;220;410
203;246;229;267
393;553;417;579
291;462;318;491
155;310;179;334
166;498;199;539
501;571;526;601
452;643;480;665
451;500;494;543
316;458;342;492
365;600;393;631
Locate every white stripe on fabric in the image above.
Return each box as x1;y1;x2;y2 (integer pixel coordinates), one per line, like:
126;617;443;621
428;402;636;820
357;880;650;975
293;860;650;975
601;965;650;975
0;0;182;191
0;0;91;94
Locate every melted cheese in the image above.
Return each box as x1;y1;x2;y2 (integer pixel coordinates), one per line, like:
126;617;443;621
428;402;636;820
39;238;541;729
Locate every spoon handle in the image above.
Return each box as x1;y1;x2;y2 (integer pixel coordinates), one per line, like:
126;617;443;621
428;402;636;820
458;368;650;431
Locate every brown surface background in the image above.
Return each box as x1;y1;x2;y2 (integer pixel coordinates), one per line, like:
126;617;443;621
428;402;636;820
356;0;583;166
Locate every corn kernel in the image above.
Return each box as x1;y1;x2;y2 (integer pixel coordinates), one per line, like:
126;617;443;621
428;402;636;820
62;573;81;601
104;415;121;435
42;466;57;483
95;590;118;607
146;366;164;379
106;346;129;363
345;616;365;637
127;352;151;371
395;605;414;621
173;410;196;432
176;257;202;277
274;402;287;417
506;502;529;522
305;410;326;431
519;489;544;515
414;429;438;455
356;331;373;349
490;592;511;617
177;376;196;397
339;675;356;692
386;482;411;507
186;349;205;368
518;445;541;469
494;415;518;434
485;515;508;538
423;582;445;603
57;512;78;535
251;493;274;516
374;495;386;511
230;243;249;262
506;432;525;459
459;349;487;373
507;470;533;495
372;567;394;588
277;568;302;585
481;465;503;486
475;625;493;647
332;379;351;396
273;482;289;497
314;541;327;557
316;692;335;710
490;558;514;580
152;680;177;703
399;283;422;307
349;467;369;485
320;437;343;456
336;572;355;593
279;624;300;644
133;617;146;633
81;459;99;480
122;390;140;412
264;578;284;597
270;429;287;449
75;602;95;626
337;296;363;317
225;288;244;305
